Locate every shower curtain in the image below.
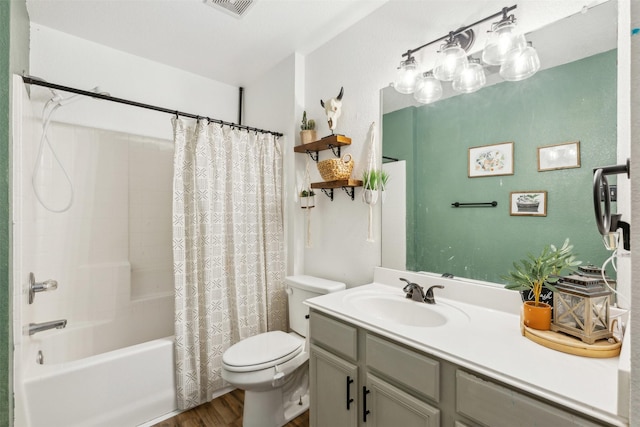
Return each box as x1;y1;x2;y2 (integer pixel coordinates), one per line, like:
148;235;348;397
172;118;286;410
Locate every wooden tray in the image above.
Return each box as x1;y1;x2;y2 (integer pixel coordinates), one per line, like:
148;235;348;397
520;322;621;358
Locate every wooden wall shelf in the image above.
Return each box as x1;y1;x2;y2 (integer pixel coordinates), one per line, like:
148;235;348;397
311;180;362;201
294;135;352;161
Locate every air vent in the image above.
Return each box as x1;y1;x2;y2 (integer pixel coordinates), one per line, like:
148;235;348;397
204;0;255;18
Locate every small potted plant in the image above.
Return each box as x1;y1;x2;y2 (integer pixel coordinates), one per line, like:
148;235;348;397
501;239;580;330
299;189;315;209
300;111;317;145
362;169;389;204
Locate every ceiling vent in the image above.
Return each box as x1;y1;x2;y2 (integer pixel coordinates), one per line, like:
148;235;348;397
204;0;255;18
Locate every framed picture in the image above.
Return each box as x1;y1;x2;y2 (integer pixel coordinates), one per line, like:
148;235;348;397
468;142;514;178
510;191;547;216
537;141;580;171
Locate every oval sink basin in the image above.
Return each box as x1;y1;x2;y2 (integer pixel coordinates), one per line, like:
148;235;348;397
343;292;469;327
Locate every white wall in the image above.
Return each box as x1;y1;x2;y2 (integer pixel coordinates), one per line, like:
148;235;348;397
29;24;239;140
243;53;303;275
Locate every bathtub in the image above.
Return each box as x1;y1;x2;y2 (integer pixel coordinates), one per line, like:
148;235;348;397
20;335;177;427
15;293;177;427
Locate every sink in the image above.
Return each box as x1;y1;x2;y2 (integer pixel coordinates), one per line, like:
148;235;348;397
343;292;469;327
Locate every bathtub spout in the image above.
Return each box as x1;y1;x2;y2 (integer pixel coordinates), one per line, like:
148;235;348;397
28;319;67;335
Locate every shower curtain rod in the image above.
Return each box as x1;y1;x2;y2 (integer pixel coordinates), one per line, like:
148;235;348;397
21;75;284;137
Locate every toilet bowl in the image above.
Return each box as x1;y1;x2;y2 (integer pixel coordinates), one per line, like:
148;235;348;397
221;275;346;427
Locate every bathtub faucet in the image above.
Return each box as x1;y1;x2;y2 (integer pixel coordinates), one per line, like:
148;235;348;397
28;319;67;335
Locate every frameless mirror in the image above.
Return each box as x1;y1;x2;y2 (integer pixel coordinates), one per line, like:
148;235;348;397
381;1;619;283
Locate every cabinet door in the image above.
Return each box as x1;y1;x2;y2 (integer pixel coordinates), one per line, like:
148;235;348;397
364;374;440;427
310;345;358;427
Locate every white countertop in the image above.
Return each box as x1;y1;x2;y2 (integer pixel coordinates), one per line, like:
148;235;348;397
305;269;630;427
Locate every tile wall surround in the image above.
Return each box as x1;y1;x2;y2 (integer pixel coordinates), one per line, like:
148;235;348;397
18;120;174;327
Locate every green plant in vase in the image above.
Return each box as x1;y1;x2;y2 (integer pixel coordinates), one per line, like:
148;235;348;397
501;238;580;330
300;111;317;144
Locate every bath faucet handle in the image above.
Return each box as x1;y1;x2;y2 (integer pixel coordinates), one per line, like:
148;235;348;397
424;285;445;304
29;272;59;304
400;278;425;302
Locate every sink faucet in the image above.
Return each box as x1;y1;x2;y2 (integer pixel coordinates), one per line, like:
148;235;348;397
400;278;425;302
28;319;67;335
424;285;445;304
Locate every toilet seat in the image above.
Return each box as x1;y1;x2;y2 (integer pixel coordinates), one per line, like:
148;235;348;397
223;331;303;373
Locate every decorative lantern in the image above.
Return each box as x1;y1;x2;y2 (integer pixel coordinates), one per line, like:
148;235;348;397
551;273;612;344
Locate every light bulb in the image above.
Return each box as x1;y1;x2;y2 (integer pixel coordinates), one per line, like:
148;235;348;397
500;42;540;81
433;41;468;82
394;56;419;94
453;59;486;93
483;18;527;66
413;72;443;104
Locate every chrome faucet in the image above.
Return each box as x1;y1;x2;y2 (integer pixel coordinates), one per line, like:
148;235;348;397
400;278;425;302
28;319;67;335
424;285;445;304
401;279;445;304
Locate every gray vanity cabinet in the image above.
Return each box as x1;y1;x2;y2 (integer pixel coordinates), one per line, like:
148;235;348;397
309;309;615;427
310;345;358;427
309;310;439;427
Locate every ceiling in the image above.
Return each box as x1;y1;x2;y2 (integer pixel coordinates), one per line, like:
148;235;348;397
26;0;389;87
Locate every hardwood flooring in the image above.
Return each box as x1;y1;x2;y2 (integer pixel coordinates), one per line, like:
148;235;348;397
153;389;309;427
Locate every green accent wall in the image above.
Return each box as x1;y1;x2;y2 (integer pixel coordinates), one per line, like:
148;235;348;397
383;50;617;283
1;1;11;424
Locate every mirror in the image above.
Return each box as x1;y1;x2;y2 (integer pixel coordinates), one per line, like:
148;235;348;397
381;1;619;283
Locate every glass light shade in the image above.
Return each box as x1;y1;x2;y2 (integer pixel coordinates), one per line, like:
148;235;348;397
500;43;540;81
482;19;527;66
452;60;486;93
433;42;468;82
413;72;443;104
394;56;419;94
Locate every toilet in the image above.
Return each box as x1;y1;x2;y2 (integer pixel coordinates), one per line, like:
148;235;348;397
221;275;346;427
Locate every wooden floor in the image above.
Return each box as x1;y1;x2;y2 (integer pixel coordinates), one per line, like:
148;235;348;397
153;389;309;427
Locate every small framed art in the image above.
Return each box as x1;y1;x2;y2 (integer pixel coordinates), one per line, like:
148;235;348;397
510;191;547;216
537;141;580;171
468;142;514;178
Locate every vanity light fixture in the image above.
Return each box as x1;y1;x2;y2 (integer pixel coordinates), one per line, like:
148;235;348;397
393;5;539;101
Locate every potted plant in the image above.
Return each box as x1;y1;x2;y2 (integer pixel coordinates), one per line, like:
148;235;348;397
362;169;389;204
299;189;315;209
501;239;580;330
300;111;317;144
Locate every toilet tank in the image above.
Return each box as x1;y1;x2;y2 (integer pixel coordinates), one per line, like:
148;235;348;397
285;275;345;336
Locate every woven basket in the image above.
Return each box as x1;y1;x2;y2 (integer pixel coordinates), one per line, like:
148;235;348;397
317;154;354;181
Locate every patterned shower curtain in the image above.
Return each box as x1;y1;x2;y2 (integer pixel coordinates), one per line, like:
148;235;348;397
172;118;287;410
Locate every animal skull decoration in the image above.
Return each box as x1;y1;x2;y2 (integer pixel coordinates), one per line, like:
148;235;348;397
320;87;344;134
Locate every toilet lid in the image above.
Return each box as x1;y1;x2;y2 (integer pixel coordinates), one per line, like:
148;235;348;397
223;331;303;372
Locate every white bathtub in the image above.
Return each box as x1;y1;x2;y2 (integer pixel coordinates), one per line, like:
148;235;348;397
20;335;177;427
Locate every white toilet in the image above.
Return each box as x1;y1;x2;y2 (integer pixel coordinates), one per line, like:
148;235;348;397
221;275;346;427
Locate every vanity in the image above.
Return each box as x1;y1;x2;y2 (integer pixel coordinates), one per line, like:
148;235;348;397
305;268;630;427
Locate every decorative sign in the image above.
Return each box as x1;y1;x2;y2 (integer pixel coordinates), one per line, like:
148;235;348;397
538;141;581;171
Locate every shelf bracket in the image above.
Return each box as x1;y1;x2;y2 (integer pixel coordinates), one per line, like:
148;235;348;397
342;186;355;200
305;150;319;162
328;144;341;157
321;188;334;201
